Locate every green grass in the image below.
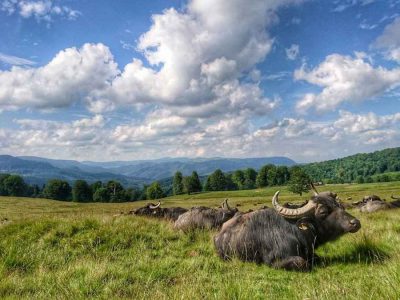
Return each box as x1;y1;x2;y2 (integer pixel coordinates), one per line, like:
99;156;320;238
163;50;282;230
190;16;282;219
1;182;400;299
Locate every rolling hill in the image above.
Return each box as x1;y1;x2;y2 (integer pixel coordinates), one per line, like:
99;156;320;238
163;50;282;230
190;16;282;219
0;155;296;186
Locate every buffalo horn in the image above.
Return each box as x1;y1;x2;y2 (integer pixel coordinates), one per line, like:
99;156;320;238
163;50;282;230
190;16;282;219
272;191;316;219
222;198;231;210
149;202;161;209
310;182;319;196
391;194;400;200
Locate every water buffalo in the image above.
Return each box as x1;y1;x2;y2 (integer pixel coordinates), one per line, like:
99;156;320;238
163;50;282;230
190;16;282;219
174;199;238;231
352;195;382;207
214;190;361;271
133;202;188;221
357;195;400;213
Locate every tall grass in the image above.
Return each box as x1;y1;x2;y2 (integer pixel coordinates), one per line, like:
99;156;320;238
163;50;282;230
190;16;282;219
1;182;400;299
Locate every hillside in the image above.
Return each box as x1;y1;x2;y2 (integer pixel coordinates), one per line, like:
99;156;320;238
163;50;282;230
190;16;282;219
0;155;145;187
0;155;295;186
303;147;400;183
103;157;295;180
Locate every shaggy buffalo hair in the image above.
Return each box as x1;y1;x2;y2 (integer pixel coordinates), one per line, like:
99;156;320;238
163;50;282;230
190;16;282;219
133;204;188;221
174;206;239;232
214;192;361;271
214;209;315;266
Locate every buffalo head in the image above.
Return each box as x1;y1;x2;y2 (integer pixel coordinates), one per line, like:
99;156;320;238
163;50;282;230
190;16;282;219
133;202;162;217
272;191;361;243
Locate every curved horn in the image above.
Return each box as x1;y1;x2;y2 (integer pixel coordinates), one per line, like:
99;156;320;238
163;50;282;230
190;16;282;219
310;182;319;196
223;198;231;210
272;191;317;219
149;202;161;209
391;194;400;200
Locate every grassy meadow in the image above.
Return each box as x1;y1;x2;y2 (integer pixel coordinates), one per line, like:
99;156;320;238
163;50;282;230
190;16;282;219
1;181;400;299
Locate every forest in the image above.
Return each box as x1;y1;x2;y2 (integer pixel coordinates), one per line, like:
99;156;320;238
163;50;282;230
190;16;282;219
0;147;399;202
303;147;400;183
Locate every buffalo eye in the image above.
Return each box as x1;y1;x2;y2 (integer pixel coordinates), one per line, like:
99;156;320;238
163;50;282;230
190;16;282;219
316;205;330;218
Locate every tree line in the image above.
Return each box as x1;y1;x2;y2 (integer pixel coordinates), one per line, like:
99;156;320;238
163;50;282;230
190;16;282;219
172;165;303;195
303;147;400;183
0;174;165;202
0;165;302;201
1;147;400;201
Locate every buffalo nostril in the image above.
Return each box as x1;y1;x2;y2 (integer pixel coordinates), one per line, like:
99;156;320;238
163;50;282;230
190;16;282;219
350;219;360;227
348;219;361;232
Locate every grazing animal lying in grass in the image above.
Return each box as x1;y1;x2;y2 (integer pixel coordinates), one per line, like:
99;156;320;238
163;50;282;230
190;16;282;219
352;195;382;207
174;199;238;232
214;191;361;271
355;195;400;213
133;202;188;221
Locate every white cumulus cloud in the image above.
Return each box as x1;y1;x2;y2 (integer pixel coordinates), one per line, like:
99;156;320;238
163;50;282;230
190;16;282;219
1;0;303;120
0;43;118;111
294;53;400;113
102;0;300;117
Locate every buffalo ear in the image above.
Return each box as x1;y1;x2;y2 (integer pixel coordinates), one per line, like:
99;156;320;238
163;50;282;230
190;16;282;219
296;218;312;231
297;221;309;231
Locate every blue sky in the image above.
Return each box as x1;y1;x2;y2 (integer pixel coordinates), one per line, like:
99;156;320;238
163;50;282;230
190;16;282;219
0;0;400;162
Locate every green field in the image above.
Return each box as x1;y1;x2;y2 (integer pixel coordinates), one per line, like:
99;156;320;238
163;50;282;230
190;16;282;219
1;182;400;299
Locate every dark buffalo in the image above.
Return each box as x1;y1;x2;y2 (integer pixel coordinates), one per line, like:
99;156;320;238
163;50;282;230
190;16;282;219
174;199;238;231
133;202;188;221
214;190;361;271
357;195;400;213
352;195;382;207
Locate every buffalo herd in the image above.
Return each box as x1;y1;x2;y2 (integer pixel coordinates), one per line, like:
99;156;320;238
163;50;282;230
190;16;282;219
129;187;400;271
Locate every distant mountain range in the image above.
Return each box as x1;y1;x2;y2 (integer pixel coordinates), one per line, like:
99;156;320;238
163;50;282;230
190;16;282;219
0;155;296;186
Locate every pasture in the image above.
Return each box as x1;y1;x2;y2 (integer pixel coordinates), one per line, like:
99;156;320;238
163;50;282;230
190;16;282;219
1;182;400;299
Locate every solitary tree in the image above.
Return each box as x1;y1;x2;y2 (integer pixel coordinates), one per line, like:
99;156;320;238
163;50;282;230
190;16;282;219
173;171;184;195
288;167;311;196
